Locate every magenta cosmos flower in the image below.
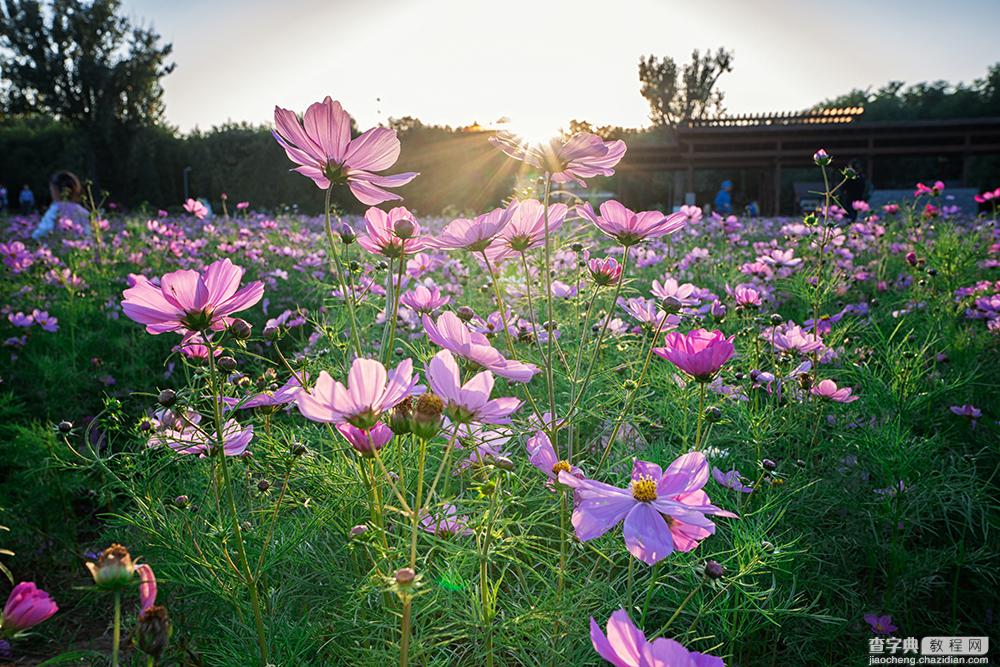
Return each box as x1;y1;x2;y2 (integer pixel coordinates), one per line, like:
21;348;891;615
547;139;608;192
121;259;264;335
559;453;736;565
864;614;897;635
357;207;429;258
297;358;420;429
337;421;394;457
654;329;735;382
590;609;723;667
490;132;626;187
434;205;518;253
578;201;686;247
426;350;521;424
2;582;58;635
136;563;156;612
421;504;473;537
423;311;539;383
273;96;417;205
183;198;207;219
811;379;858;403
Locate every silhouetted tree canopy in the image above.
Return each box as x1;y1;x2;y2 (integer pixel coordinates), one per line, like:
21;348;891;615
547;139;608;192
638;49;734;126
814;64;1000;121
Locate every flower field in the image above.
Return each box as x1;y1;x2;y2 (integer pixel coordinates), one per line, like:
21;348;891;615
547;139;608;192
0;98;997;666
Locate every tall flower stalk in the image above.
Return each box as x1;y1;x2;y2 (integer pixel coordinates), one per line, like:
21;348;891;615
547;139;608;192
323;185;363;357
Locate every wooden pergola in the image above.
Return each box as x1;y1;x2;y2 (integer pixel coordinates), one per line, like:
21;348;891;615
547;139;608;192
618;109;1000;214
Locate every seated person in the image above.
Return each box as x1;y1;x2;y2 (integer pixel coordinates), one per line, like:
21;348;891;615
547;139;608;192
32;171;90;241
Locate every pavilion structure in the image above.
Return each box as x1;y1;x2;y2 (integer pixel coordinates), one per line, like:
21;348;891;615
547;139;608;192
618;108;1000;214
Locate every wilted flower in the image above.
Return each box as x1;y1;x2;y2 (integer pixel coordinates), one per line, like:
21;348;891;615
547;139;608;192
136;605;171;658
85;544;136;590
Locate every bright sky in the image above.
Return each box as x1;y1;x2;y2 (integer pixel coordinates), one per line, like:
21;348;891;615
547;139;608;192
125;0;1000;139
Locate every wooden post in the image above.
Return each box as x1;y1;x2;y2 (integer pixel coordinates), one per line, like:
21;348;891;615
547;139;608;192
773;161;782;216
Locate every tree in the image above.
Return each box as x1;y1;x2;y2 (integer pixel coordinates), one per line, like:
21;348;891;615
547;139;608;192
0;0;174;188
813;63;1000;122
638;48;734;126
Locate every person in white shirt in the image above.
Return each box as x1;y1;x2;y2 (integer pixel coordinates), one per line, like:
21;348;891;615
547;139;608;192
32;171;90;241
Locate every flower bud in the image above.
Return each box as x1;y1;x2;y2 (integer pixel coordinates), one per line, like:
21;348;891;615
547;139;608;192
704;560;725;579
456;306;475;322
58;420;73;433
291;442;307;457
135;605;171;658
661;296;683;313
411;393;444;440
769;313;783;325
393;218;416;239
228;318;252;340
338;222;356;245
257;479;270;493
173;495;189;507
85;544;136;590
349;524;368;539
157;389;176;407
762;458;777;471
571;242;584;252
263;324;280;340
704;406;722;423
218;356;237;372
813;148;832;167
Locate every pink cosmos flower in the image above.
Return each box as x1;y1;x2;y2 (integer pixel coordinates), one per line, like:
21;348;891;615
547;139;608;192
121;259;264;335
913;181;945;198
590;609;723;667
236;201;250;210
486;199;568;263
31;310;58;332
679;204;703;225
400;285;450;314
272;96;418;205
336;421;394;457
653;329;735;382
559;453;736;565
650;278;698;306
183;198;208;219
588;257;622;286
732;285;762;308
296;358;420;429
526;431;582;489
356;207;429;258
489;132;626;186
949;404;981;428
712;467;754;494
434;205;517;252
152;419;253;458
422;311;539;383
864;614;897;635
136;564;156;612
8;312;32;327
426;350;521;424
577;201;686;246
813;149;831;166
420;504;473;537
811;379;858;403
1;582;58;634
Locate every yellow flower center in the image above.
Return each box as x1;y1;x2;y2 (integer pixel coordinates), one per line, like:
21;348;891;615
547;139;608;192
552;460;571;475
631;475;658;502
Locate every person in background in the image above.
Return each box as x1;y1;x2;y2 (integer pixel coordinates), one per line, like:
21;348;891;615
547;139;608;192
744;200;760;217
19;184;35;213
713;180;734;215
842;159;868;222
0;183;8;210
32;171;90;241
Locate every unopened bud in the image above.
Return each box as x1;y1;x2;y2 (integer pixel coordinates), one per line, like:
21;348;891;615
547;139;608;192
291;442;307;457
338;222;356;244
704;406;722;423
349;524;368;539
218;356;237;372
229;318;252;340
58;420;73;433
769;313;783;325
263;324;280;340
257;479;270;493
173;495;189;507
762;459;777;471
157;389;176;407
661;296;683;314
395;567;416;585
456;306;475;322
704;560;725;579
393;218;416;239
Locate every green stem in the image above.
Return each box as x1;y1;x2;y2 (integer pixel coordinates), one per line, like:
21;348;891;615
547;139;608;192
207;338;269;664
384;251;408;364
640;562;660;625
540;176;557;435
694;382;707;451
111;591;121;667
323;186;362;357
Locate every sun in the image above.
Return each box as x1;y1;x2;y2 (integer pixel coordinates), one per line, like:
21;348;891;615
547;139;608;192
493;115;562;148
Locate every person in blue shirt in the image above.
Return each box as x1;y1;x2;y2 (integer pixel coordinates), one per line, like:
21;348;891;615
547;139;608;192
32;171;90;241
19;184;35;213
713;180;734;215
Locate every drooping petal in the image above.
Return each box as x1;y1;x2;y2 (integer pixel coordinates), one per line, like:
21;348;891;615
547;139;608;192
622;503;675;565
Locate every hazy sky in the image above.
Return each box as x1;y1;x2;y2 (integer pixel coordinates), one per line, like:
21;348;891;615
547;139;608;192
124;0;1000;139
